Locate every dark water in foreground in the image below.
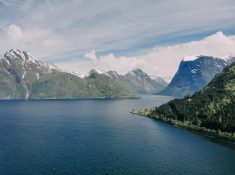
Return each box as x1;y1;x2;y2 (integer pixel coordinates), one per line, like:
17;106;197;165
0;96;235;175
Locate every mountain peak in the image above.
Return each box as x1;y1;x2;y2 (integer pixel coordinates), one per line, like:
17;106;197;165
4;49;39;64
131;68;143;73
7;49;28;56
132;68;142;71
126;68;151;82
158;55;232;97
88;69;104;74
85;69;109;77
129;68;146;76
5;49;24;58
107;71;119;76
2;49;63;74
107;71;121;79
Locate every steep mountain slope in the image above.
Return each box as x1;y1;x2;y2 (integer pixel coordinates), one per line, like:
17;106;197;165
0;49;136;99
107;68;168;95
158;56;234;97
148;62;235;133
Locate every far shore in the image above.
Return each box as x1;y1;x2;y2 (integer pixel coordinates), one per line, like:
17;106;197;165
0;96;141;101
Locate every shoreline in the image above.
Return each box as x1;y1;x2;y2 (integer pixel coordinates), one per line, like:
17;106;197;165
130;111;235;148
0;96;141;101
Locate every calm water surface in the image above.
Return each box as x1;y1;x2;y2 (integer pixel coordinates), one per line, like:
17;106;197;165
0;96;235;175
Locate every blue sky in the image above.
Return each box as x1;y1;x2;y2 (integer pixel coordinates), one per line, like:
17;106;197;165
0;0;235;79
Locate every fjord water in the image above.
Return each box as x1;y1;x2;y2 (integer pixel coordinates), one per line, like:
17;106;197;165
0;96;235;175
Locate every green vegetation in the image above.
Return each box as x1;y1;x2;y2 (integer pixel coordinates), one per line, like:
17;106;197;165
136;63;235;142
0;49;137;99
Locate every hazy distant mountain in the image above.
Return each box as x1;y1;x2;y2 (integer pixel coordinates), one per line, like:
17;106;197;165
158;55;235;97
107;68;168;95
0;49;136;99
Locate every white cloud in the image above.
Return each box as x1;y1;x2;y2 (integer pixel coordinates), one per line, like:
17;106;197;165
0;25;68;58
5;24;23;40
1;0;235;59
84;51;97;61
58;32;235;81
1;1;235;82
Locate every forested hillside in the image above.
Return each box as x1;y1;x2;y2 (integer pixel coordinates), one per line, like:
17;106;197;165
140;63;235;141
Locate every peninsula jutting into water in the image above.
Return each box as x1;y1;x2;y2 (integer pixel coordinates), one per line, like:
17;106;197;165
134;62;235;143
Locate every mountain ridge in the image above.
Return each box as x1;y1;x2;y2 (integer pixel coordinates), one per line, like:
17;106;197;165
0;49;136;99
107;68;168;95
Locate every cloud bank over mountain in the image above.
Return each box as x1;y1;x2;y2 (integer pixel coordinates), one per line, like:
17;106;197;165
59;32;235;81
0;0;235;80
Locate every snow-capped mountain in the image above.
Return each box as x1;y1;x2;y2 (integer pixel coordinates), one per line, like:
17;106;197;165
0;49;62;99
150;75;169;85
107;68;168;95
0;49;135;99
3;49;61;73
158;55;235;97
107;71;121;79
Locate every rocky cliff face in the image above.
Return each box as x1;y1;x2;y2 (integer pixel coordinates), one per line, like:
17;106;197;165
158;56;234;97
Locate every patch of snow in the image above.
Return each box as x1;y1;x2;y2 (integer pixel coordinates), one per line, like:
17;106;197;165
44;63;61;73
70;71;84;78
5;58;10;65
107;71;120;79
5;50;15;58
36;73;39;80
220;55;234;62
48;64;56;71
7;49;26;61
191;69;198;74
95;69;105;74
149;74;168;84
4;49;42;66
22;70;26;79
149;75;160;80
127;69;148;81
111;71;119;76
20;58;29;100
23;51;38;64
25;91;29;99
15;49;25;59
183;55;200;61
150;75;161;80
